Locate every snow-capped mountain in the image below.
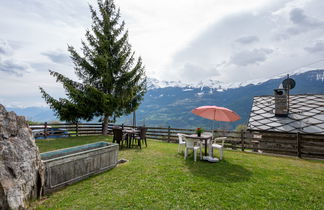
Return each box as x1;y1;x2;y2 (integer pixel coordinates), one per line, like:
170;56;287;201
8;69;324;129
147;68;324;91
134;69;324;129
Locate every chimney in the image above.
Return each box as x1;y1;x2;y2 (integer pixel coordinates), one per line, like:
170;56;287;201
274;88;288;116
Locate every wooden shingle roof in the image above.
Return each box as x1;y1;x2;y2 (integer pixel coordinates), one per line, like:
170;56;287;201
247;94;324;134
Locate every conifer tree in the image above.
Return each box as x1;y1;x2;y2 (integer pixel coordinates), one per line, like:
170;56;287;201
40;0;146;134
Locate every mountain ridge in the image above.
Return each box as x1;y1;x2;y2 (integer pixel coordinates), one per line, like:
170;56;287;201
135;69;324;129
6;69;324;129
148;68;324;91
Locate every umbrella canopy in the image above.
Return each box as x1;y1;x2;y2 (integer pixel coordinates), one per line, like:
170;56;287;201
191;105;240;122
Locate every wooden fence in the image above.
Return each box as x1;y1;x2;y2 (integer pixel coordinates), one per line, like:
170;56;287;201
30;122;110;138
29;123;324;159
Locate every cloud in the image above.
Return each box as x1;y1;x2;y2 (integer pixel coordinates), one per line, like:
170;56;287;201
179;63;220;81
0;59;31;76
166;0;292;82
0;39;13;55
0;0;91;27
0;39;30;76
290;8;307;25
304;40;324;53
41;50;70;64
235;36;259;44
285;7;324;35
1;0;324;107
230;48;273;66
290;8;322;27
165;0;324;83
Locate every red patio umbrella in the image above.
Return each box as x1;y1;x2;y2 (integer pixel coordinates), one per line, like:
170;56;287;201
191;105;240;122
191;105;240;161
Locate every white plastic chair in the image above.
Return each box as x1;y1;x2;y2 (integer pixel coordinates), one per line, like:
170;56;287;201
201;132;213;146
209;137;226;160
177;133;186;153
184;137;202;162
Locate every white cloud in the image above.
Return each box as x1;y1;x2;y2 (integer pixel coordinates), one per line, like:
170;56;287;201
179;63;220;81
304;40;324;53
163;0;324;82
0;39;14;55
0;59;32;76
285;7;324;36
0;0;324;107
289;8;323;27
230;48;273;66
41;50;71;64
235;36;260;44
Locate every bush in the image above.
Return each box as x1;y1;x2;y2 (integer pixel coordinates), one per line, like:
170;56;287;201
235;124;247;132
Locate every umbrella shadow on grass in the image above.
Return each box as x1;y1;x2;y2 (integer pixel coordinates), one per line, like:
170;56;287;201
184;157;252;183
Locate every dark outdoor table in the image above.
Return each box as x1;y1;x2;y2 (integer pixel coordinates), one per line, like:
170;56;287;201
123;129;140;148
184;134;212;156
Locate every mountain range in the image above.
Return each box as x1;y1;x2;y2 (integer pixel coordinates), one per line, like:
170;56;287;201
7;69;324;129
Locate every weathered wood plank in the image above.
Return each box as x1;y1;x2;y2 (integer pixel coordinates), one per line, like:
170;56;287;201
301;141;324;147
301;145;324;153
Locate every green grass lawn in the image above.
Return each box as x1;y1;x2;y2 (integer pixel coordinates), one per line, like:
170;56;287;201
33;136;324;209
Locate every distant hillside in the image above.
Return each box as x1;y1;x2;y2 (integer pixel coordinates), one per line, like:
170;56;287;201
120;69;324;129
7;69;324;129
6;106;57;122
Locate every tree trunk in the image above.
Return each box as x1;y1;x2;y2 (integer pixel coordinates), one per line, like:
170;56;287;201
102;114;110;135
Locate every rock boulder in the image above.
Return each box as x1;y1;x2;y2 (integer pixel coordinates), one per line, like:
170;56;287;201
0;104;44;209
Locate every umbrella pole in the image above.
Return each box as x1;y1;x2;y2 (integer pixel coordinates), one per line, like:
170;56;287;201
212;110;216;139
212;121;214;139
209;111;216;158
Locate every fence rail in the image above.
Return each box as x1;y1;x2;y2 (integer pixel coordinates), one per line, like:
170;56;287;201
29;122;324;159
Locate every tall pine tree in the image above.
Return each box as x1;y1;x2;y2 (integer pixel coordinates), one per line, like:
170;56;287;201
40;0;146;134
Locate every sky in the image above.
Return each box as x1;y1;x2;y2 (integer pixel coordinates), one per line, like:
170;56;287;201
1;0;324;107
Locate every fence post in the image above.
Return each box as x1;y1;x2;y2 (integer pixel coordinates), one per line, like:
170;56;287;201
101;122;104;134
241;130;244;151
168;126;171;143
76;122;79;137
44;122;48;139
297;132;301;158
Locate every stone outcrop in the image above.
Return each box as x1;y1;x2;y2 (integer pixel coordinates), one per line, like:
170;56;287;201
0;104;44;209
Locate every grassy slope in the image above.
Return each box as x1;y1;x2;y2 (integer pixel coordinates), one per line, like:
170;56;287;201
34;136;324;209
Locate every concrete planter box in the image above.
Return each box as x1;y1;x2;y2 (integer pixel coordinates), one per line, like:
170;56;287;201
40;141;118;194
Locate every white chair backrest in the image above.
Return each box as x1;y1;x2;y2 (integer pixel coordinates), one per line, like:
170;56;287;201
214;137;227;146
177;133;185;144
185;137;198;148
